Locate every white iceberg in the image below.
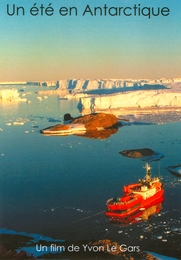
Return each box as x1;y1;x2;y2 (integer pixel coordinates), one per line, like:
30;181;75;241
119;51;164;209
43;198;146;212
78;90;181;110
0;88;27;101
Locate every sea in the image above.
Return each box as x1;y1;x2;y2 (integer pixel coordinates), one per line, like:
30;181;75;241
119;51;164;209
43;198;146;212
0;84;181;258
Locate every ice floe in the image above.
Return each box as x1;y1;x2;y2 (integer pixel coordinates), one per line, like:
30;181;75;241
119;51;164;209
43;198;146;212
37;96;42;101
166;165;181;177
13;121;25;125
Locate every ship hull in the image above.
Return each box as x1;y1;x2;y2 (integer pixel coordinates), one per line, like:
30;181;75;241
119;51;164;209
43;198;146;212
107;195;164;225
106;188;164;218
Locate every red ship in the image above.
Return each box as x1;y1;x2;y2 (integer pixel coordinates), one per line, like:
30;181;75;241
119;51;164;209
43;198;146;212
107;195;164;226
106;163;164;218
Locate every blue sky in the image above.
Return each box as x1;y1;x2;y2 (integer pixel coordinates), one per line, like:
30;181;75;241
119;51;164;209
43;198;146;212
0;0;181;81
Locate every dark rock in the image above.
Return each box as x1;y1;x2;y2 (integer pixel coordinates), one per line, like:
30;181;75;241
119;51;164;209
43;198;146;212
120;148;164;161
41;113;119;137
64;113;74;121
120;148;154;158
0;245;36;259
71;113;118;130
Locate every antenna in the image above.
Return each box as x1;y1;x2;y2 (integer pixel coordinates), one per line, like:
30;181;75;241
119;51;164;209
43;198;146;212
144;162;152;182
144;163;152;176
158;160;161;179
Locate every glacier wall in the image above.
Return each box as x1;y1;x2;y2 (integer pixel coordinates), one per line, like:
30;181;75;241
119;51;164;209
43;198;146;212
56;79;168;93
78;90;181;110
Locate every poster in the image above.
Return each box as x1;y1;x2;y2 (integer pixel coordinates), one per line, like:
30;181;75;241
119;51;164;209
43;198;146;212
0;0;181;259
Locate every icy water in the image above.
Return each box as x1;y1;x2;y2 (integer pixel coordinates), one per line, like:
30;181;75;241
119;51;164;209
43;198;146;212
0;85;181;258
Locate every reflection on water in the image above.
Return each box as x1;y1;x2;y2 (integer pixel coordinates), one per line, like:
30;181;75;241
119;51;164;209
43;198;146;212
0;85;181;257
107;196;164;226
75;128;118;139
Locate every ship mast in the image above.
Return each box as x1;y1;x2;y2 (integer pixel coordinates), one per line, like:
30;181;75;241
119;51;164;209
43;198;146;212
144;163;151;181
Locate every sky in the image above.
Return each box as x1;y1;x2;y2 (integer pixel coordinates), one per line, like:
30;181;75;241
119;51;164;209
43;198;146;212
0;0;181;81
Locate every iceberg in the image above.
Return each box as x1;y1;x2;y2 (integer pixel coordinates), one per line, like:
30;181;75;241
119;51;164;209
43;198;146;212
56;78;169;94
78;90;181;110
0;88;27;101
37;78;170;96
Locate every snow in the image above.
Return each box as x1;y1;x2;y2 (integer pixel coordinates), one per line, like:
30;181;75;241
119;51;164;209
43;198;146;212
44;79;180;123
37;78;181;122
35;79;181;123
78;90;181;110
0;88;19;100
56;78;181;93
42;123;86;135
0;88;27;101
